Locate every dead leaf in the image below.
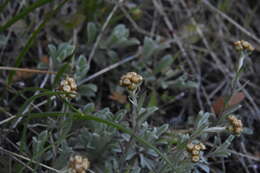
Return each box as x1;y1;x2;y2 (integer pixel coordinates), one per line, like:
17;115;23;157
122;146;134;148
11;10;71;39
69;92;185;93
228;92;245;107
109;92;127;104
212;96;226;116
13;71;34;81
212;92;245;116
40;56;49;64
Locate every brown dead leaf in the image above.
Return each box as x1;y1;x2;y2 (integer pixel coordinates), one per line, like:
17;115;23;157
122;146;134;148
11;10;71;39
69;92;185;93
212;96;226;116
228;92;245;107
212;92;245;116
40;56;49;64
13;71;34;81
109;92;127;104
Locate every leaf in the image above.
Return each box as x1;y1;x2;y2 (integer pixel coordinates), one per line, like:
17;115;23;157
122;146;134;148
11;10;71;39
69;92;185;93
142;37;157;59
108;92;127;104
83;103;95;113
137;92;147;113
156;124;169;137
32;130;49;161
56;43;75;62
78;83;97;97
114;109;127;122
25;111;174;169
212;92;245;116
212;96;225;116
7;0;69;84
112;24;129;38
87;22;97;44
228;92;245;107
137;106;158;125
0;34;8;46
154;54;174;74
140;154;154;170
13;71;34;81
148;89;158;107
40;56;49;64
75;55;89;80
197;163;210;173
196;111;210;129
48;44;57;58
210;135;234;158
242;127;253;135
53;63;70;88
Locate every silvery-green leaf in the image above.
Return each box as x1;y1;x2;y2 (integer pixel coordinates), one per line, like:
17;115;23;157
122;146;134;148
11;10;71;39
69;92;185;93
78;83;97;97
243;127;253;135
56;43;75;61
139;154;154;170
112;24;129;38
75;55;89;80
154;54;174;74
196;111;210;129
156;124;169;137
48;44;57;59
138;106;158;125
0;34;8;46
142;37;157;59
197;163;210;173
87;22;97;44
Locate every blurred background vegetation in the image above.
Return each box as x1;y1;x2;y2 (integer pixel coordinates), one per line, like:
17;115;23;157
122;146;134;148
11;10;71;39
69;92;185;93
0;0;260;172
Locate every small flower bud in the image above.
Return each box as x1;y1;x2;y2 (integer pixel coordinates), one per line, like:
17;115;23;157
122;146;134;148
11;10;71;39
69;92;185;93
119;72;143;91
234;127;243;134
122;78;131;86
186;143;194;152
192;155;200;162
233;119;243;128
234;40;254;52
199;143;206;150
63;85;71;92
194;144;201;151
128;83;137;91
59;76;77;99
131;75;143;84
68;155;90;173
227;115;243;135
192;149;200;156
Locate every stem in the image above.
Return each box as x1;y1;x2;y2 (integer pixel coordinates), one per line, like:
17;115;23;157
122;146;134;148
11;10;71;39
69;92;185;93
203;127;226;133
231;51;247;92
119;90;138;171
0;66;56;74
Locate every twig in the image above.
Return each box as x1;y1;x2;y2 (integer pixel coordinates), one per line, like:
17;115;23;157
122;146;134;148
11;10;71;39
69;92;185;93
87;0;123;67
0;116;16;125
202;0;260;44
0;66;56;74
0;146;61;173
79;50;141;85
117;3;152;36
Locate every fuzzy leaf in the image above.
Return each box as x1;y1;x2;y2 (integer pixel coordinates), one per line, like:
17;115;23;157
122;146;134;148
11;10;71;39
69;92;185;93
154;54;174;74
142;37;157;59
87;22;97;44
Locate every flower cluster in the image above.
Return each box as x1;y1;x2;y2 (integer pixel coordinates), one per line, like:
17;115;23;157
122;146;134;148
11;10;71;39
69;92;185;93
58;76;77;98
68;155;90;173
227;115;243;135
234;40;254;52
119;72;143;91
186;142;206;162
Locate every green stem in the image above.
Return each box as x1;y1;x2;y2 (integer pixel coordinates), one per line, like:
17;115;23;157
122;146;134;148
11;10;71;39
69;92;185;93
119;90;139;171
231;51;247;92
